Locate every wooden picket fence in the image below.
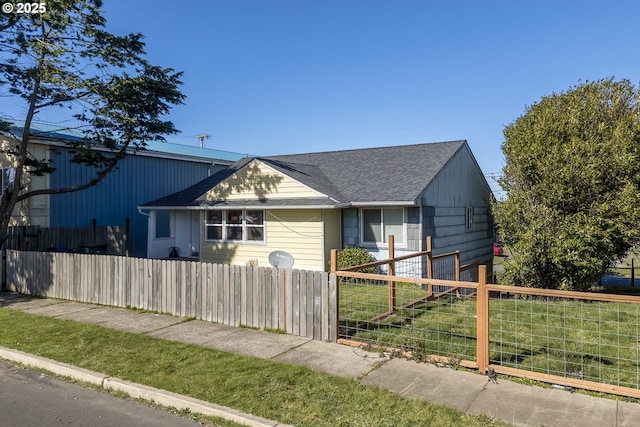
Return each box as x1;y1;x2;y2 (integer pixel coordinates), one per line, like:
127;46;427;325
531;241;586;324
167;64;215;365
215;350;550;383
4;250;337;341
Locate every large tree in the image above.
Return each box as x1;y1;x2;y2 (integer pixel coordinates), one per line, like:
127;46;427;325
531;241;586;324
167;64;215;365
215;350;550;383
0;0;184;246
493;78;640;290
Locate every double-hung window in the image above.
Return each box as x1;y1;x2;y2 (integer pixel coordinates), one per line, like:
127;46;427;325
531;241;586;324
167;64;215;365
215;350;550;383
361;208;405;245
0;167;14;195
206;209;265;242
155;210;171;238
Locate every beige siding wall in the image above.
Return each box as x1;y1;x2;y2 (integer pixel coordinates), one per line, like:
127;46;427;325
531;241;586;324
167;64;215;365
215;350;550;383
200;209;328;271
323;208;341;268
0;136;50;226
201;160;324;201
27;144;50;227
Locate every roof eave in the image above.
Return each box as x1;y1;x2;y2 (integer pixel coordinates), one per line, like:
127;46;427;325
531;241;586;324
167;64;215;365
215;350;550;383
350;201;418;207
139;202;351;210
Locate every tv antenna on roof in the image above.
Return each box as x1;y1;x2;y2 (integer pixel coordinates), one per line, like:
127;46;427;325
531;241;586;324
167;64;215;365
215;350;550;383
194;134;211;148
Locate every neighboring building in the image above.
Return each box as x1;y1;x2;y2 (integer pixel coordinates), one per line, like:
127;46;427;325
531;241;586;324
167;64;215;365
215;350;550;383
141;140;495;275
0;124;247;257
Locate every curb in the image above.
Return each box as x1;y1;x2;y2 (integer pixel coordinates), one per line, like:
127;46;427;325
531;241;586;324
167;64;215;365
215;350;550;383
0;347;293;427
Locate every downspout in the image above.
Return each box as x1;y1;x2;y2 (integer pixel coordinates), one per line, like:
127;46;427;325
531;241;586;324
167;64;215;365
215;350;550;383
138;207;152;258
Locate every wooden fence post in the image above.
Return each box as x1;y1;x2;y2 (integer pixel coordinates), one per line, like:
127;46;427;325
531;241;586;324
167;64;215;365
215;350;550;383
476;264;489;374
330;249;339;342
426;236;433;296
330;249;337;273
388;235;396;312
329;273;338;342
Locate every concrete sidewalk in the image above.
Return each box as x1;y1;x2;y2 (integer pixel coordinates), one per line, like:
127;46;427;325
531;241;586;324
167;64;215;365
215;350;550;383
1;292;639;427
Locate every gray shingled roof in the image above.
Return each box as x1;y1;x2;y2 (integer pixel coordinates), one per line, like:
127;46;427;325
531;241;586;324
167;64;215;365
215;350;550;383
141;140;467;208
264;140;466;204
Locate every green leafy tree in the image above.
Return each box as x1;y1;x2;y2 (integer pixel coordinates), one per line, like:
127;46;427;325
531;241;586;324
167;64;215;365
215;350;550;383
493;78;640;290
0;0;184;246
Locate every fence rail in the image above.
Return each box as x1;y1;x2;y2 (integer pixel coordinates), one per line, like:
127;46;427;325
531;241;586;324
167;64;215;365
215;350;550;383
4;250;336;341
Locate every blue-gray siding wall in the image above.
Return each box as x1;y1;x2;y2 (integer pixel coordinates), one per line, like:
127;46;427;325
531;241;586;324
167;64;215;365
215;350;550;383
420;144;494;266
49;148;228;257
422;206;493;265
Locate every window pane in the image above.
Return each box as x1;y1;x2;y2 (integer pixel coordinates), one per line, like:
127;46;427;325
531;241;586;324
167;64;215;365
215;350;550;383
246;210;263;225
226;226;242;240
363;209;382;243
247;227;264;241
207;211;222;224
155;211;171;238
383;208;404;244
227;210;242;224
206;226;222;240
2;168;14;192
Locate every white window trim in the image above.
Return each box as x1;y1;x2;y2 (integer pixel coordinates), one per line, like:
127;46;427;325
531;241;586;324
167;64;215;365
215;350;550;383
359;207;407;248
205;209;266;244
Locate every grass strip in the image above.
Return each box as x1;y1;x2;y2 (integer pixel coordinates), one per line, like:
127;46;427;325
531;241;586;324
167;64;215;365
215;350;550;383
0;308;506;427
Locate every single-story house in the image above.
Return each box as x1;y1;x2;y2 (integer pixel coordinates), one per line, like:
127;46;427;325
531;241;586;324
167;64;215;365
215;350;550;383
140;140;495;275
0;123;247;256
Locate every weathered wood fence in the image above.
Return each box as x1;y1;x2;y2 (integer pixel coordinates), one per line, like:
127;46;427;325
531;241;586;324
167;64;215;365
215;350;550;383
4;250;337;341
4;224;127;255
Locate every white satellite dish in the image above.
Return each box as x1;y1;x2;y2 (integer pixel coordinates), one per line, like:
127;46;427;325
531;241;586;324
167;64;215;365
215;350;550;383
268;250;294;269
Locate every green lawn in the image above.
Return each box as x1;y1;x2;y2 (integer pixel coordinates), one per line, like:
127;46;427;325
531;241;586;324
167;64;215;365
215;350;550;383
0;308;506;427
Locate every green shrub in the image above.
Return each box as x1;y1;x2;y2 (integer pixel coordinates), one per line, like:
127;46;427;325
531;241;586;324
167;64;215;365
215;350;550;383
335;247;378;273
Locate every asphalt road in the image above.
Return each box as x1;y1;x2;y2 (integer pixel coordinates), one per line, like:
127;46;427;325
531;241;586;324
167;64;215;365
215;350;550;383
0;360;206;426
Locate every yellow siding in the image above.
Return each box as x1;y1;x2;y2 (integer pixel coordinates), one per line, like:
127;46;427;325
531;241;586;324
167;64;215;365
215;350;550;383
323;209;341;268
200;209;327;271
201;160;324;201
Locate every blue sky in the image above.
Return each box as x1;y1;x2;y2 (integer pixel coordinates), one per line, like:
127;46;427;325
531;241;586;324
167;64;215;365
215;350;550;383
4;1;640;197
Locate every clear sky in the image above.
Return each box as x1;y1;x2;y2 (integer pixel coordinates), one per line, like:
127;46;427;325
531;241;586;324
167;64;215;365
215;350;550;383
4;1;640;197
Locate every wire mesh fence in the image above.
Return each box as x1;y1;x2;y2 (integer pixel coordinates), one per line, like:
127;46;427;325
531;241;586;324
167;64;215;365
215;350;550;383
489;291;640;390
393;256;424;277
338;274;478;362
338;273;640;395
333;238;640;398
335;239;479;363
